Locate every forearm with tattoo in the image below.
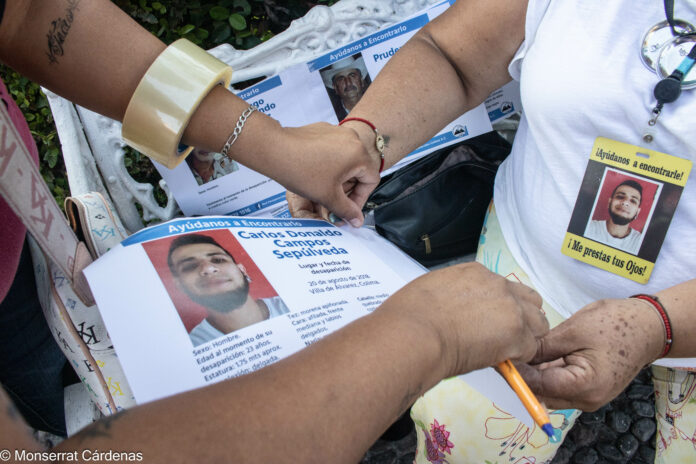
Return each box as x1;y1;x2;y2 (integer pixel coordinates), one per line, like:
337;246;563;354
46;0;80;64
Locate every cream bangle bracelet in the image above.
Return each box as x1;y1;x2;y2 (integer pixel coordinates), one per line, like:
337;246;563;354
121;39;233;168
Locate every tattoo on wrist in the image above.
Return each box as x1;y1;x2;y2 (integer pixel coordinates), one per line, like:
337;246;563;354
46;0;81;65
382;135;390;147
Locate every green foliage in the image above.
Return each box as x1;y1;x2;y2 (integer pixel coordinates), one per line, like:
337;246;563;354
112;0;336;48
0;0;336;210
0;66;69;208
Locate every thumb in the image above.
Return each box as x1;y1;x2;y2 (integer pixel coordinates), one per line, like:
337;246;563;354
518;357;588;405
326;190;365;228
348;179;378;211
519;362;584;410
531;322;582;365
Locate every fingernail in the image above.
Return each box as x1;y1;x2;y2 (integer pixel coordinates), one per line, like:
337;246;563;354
349;218;362;228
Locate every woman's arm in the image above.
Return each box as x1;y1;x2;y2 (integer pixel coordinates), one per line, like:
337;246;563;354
288;0;528;219
341;0;527;167
1;263;547;463
523;279;696;411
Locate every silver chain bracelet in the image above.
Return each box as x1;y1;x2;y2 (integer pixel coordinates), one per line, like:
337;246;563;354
220;105;257;157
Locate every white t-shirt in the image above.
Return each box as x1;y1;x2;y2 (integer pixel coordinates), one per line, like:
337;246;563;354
493;0;696;366
189;296;290;346
584;220;643;255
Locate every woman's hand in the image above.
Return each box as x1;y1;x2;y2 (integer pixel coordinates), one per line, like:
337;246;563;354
280;123;381;226
521;298;665;411
381;262;549;377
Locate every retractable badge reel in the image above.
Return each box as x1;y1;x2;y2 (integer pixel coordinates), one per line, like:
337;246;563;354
640;0;696;143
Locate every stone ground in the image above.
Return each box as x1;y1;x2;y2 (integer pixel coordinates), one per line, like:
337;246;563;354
361;367;656;464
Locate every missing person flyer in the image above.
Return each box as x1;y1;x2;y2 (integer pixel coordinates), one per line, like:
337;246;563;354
84;217;425;404
562;137;692;284
154;0;497;216
85;217;540;425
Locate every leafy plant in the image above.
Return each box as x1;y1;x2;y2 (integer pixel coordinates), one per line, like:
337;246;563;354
0;66;69;207
112;0;336;49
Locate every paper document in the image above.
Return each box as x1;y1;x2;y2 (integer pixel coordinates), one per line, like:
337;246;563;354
85;216;540;428
85;217;424;404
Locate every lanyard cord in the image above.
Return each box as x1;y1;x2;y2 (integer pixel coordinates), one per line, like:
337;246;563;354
652;0;696;108
665;0;681;35
662;0;696;66
643;0;696;138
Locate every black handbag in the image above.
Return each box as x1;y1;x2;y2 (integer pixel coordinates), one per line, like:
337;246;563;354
364;131;511;266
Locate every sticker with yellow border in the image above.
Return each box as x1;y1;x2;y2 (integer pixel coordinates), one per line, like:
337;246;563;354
562;137;691;283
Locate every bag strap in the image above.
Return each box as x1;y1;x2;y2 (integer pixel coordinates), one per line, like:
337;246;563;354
0;100;95;306
65;192;128;258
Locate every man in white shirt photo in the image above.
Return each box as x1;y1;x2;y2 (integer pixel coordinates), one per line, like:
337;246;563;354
167;234;289;346
585;179;644;255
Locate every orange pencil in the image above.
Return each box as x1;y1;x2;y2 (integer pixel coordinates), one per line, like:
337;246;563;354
497;359;555;439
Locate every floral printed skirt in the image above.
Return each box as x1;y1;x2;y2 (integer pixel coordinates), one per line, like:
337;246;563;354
653;364;696;463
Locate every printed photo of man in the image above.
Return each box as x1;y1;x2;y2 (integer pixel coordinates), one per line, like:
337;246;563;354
167;234;289;346
584;178;647;255
185;148;239;186
320;53;371;121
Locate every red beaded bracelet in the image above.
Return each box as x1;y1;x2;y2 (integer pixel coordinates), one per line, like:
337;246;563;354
630;294;673;358
339;117;385;173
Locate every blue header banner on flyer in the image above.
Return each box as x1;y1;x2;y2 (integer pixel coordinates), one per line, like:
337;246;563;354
274;209;292;218
488;103;516;122
237;76;283;100
407;129;469;156
226;192;287;216
122;216;330;246
307;14;429;71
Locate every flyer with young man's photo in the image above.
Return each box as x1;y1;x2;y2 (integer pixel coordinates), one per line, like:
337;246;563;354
84;216;536;427
84;217;424;403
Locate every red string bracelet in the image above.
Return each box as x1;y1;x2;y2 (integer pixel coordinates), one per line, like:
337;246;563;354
339;117;385;173
630;294;673;358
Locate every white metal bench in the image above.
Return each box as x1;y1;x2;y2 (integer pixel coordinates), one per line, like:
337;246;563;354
45;0;443;234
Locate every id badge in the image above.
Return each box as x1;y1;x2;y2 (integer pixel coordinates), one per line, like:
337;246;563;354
562;137;692;283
